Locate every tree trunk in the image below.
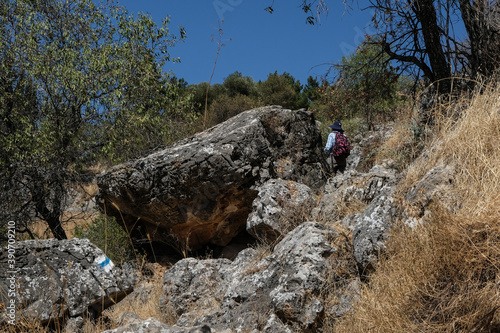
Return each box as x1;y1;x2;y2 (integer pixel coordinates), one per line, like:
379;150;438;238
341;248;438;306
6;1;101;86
457;0;500;78
32;172;68;240
34;198;68;240
414;0;452;91
46;215;68;240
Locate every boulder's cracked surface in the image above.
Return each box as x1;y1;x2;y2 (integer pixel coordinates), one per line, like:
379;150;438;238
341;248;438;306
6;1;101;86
102;318;211;333
96;106;327;252
0;238;136;324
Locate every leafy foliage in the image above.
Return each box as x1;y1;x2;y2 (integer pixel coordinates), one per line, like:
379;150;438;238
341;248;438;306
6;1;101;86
186;82;227;115
223;71;259;98
258;71;307;110
207;93;257;127
312;37;407;129
187;70;314;128
99;75;199;163
0;0;189;239
302;76;321;104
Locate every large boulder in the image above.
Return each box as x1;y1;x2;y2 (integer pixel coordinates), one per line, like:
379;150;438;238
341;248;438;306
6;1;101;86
0;238;136;325
96;106;327;252
159;222;336;332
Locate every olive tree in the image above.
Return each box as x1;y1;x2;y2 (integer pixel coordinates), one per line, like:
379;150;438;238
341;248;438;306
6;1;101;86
0;0;186;239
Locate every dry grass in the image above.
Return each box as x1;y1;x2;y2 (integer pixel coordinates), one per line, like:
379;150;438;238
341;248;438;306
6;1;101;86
103;264;170;325
375;107;424;172
336;197;367;220
322;223;360;330
333;82;500;332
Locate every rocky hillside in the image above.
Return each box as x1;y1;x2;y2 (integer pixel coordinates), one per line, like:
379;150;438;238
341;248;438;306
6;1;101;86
334;83;500;332
1;86;499;332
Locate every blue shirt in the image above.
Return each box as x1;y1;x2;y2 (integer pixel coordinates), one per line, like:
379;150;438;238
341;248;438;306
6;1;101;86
324;131;339;153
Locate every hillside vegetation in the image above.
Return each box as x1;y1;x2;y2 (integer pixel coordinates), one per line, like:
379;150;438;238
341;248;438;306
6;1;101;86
334;82;500;332
2;1;500;331
3;83;499;333
74;81;499;333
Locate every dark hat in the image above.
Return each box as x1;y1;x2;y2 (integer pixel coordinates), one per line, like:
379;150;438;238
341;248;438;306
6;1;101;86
328;120;344;132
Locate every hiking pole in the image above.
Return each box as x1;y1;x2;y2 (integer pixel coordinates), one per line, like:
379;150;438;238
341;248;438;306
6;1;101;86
330;154;334;175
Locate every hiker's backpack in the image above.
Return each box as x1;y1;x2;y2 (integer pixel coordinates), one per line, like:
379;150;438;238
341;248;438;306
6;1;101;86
332;133;351;158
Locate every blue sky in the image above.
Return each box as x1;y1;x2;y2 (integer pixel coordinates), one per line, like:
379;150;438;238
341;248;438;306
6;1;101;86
117;1;375;86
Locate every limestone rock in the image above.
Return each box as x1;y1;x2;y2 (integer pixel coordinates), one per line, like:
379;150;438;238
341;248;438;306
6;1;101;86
346;144;363;171
346;123;396;172
113;311;144;327
0;238;136;325
312;165;398;226
159;257;233;320
352;188;398;274
96;106;327;253
266;223;334;328
160;223;336;332
246;178;316;242
64;316;84;333
262;314;292;333
403;163;455;227
329;279;362;318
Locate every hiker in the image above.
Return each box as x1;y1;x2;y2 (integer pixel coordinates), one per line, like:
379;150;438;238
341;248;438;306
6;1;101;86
324;120;350;174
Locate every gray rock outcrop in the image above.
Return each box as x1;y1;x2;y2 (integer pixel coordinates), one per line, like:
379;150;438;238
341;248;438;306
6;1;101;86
403;163;455;227
329;278;362;318
0;238;136;325
96;106;327;253
346;123;395;172
352;187;398;274
312;163;400;275
159;222;336;332
246;178;316;243
312;165;398;226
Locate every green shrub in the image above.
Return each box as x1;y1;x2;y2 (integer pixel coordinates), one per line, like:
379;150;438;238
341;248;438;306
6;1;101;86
75;214;136;264
341;117;365;139
257;71;306;110
207;93;257;126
